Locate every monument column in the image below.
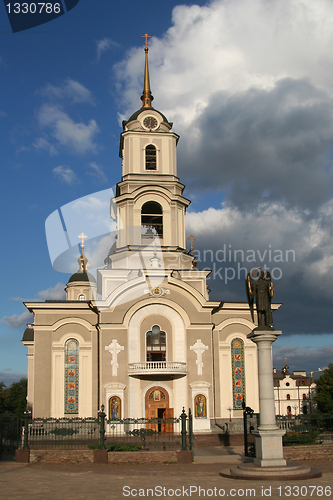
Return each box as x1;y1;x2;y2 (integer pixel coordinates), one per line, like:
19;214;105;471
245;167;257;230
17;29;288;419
248;328;286;467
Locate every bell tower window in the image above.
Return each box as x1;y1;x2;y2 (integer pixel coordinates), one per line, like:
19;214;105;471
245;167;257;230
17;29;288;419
145;144;157;170
141;201;163;240
146;325;166;361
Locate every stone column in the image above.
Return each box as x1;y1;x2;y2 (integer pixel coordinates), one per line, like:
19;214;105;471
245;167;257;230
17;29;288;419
248;328;286;467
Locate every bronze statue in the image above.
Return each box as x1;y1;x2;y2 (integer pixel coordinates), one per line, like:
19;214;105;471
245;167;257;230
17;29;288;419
246;268;274;328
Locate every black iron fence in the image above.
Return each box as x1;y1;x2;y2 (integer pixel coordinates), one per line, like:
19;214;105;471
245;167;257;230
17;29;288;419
277;413;333;446
242;403;259;457
0;415;22;460
23;415;99;449
20;407;193;452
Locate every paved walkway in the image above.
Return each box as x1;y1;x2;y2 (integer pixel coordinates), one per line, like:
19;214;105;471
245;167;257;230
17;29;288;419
194;445;244;463
0;449;332;500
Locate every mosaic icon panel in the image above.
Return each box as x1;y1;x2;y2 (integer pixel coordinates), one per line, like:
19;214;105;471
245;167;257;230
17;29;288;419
231;338;246;409
64;339;79;414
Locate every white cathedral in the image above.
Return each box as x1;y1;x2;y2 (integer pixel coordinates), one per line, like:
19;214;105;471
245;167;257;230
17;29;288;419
22;39;280;432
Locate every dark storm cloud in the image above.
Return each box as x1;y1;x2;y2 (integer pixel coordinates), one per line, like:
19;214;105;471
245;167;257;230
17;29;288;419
186;200;333;335
179;78;333;210
272;345;333;373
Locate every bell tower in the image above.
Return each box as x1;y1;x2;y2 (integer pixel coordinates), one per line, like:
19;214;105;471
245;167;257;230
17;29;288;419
105;34;193;270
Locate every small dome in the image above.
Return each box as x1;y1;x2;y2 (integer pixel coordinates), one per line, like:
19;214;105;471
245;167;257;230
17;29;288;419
22;327;34;342
68;271;96;284
125;107;170;127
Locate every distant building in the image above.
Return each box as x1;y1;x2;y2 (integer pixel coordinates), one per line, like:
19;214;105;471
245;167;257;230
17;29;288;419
273;362;316;416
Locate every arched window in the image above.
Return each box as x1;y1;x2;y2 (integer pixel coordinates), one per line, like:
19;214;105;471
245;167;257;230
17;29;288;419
303;406;307;415
231;338;246;409
145;144;157;170
146;325;166;362
286;394;290;400
302;393;307;400
64;339;79;414
78;294;85;301
287;405;291;414
141;201;163;239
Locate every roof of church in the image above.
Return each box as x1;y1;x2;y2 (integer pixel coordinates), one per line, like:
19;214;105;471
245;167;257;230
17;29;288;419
124;107;171;128
273;369;311;384
22;327;34;342
68;271;96;284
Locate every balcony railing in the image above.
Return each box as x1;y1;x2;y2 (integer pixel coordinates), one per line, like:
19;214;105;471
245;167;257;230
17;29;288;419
128;361;187;376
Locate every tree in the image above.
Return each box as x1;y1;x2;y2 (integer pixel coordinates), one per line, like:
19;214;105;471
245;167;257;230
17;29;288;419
0;382;9;414
0;378;27;417
7;378;27;417
315;364;333;414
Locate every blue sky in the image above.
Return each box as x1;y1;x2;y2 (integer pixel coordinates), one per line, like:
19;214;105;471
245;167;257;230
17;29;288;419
1;0;333;386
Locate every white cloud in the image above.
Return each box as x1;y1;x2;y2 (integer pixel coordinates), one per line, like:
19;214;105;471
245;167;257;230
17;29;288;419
10;283;67;302
96;38;119;60
40;78;95;105
38;104;99;154
37;282;66;300
3;284;66;330
114;0;333;213
53;165;77;185
116;0;333;121
86;162;108;184
1;310;32;329
33;137;57;155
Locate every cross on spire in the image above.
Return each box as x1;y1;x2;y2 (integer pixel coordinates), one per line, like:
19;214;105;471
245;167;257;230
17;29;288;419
78;232;87;251
78;233;88;272
187;235;196;256
141;33;151;49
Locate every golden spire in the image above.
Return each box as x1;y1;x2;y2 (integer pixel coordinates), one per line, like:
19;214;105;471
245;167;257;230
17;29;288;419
141;33;154;108
78;233;88;272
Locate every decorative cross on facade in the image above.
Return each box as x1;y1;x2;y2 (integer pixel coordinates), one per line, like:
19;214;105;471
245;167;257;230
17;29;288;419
187;235;196;256
105;340;124;377
78;232;87;251
142;33;151;48
190;339;208;376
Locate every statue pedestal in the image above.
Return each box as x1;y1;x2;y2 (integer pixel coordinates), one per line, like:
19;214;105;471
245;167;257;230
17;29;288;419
220;327;322;480
251;429;286;467
248;328;286;467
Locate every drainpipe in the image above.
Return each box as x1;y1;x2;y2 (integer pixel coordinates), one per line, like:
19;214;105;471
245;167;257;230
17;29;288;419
211;324;216;420
88;301;100;414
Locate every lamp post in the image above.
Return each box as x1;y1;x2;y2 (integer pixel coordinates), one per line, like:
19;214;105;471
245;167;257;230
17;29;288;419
227;406;232;422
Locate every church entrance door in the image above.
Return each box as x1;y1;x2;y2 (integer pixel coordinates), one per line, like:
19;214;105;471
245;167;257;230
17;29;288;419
145;386;173;432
